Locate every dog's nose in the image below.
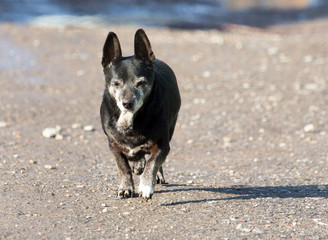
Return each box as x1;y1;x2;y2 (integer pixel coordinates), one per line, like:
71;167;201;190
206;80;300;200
122;99;134;110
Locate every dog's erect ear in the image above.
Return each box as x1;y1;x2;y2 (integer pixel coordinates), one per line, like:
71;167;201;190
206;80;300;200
102;32;122;68
134;29;155;63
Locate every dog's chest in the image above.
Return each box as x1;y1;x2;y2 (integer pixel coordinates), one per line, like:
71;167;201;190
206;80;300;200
116;111;134;133
115;140;155;160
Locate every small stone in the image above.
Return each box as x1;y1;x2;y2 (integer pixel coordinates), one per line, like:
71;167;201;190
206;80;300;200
33;39;40;47
279;143;287;148
242;83;250;89
304;83;319;91
83;125;94;132
193;98;206;104
187;180;193;184
317;185;326;191
203;71;211;78
55;134;64;140
267;47;278;56
304;124;315;133
42;127;60;138
243;228;252;233
223;137;231;148
102;208;108;213
29;160;37;164
223;137;231;143
76;70;85;76
0;121;7;128
303;55;313;63
71;123;82;129
313;218;327;226
210;35;224;45
253;228;264;234
45;165;56;170
236;224;252;232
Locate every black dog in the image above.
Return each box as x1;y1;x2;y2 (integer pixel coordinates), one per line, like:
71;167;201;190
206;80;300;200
100;29;181;199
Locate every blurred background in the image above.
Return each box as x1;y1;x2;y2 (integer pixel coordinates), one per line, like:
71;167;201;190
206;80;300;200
0;0;327;29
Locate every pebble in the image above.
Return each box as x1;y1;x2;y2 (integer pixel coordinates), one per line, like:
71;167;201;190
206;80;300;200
236;224;252;232
303;55;313;63
267;47;278;56
76;70;85;76
304;83;320;91
193;98;206;104
29;160;37;164
71;123;82;129
223;137;231;148
304;124;315;133
83;125;94;131
33;39;40;47
0;121;7;128
55;134;64;140
44;165;56;170
42;126;60;138
313;218;327;226
203;71;211;78
317;185;326;191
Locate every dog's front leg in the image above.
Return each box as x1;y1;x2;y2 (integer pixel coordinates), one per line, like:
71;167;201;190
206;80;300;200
110;144;134;198
139;144;169;199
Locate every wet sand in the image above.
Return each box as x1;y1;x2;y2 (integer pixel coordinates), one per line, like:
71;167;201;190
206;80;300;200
1;19;328;239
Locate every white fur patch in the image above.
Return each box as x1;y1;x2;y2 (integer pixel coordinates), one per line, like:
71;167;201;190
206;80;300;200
128;145;142;157
117;111;134;132
139;181;154;199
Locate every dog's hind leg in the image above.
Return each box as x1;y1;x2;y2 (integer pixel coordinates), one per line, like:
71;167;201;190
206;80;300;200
156;166;167;184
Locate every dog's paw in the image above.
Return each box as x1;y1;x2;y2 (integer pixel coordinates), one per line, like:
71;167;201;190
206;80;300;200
156;174;168;184
138;182;154;200
117;187;134;199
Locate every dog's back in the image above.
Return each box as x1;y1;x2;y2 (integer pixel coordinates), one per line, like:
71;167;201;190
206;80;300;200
154;59;181;138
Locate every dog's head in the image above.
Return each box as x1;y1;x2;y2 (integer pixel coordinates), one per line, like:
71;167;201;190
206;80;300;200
102;29;155;114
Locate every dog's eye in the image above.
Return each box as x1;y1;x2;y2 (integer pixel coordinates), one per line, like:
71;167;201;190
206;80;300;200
112;80;121;87
136;80;147;88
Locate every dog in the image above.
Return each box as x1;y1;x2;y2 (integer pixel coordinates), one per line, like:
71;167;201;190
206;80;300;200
100;29;181;199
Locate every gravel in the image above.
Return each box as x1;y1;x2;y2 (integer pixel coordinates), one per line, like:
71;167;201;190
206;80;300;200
0;20;328;239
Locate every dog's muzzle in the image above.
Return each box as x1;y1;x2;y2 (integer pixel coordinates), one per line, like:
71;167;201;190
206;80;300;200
122;99;134;110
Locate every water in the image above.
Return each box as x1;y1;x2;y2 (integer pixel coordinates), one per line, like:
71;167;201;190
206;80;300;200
0;0;325;28
224;0;320;10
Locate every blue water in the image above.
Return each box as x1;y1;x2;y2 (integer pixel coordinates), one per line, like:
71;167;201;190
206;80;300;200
0;0;326;28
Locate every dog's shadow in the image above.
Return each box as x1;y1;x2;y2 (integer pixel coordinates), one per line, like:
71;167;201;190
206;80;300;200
157;184;328;206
